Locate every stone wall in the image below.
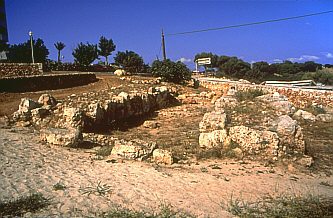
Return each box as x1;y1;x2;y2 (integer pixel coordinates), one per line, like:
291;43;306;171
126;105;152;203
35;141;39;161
0;73;97;92
52;87;177;131
200;80;333;108
0;63;43;78
12;86;178;133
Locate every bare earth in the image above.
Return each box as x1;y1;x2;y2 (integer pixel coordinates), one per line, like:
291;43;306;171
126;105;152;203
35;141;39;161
1;127;333;217
1;74;333;217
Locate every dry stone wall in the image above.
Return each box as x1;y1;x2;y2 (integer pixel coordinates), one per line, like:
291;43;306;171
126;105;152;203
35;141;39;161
51;86;177;131
12;86;178;132
200;80;333;108
0;73;97;92
0;63;43;78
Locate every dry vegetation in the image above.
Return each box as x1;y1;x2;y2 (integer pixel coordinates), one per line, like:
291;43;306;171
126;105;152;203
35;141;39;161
1;74;333;217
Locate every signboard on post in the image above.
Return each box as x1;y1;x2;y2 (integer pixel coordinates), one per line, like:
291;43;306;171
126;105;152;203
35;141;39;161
195;57;211;73
196;58;211;65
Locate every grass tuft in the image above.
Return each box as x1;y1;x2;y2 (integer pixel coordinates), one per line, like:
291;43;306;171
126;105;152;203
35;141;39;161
0;193;50;217
227;194;333;218
53;182;67;191
102;203;194;218
79;181;112;196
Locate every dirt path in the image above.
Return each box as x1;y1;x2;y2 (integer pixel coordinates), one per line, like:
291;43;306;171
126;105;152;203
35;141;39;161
1;127;333;217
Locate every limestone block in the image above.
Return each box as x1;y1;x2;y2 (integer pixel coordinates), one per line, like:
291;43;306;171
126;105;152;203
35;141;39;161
152;149;173;165
40;127;83;147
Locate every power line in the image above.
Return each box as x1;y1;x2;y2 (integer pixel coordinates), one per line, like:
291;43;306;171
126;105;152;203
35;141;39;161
166;10;333;36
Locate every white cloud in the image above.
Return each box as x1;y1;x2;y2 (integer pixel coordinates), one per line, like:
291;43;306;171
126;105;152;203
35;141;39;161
287;55;319;62
179;57;192;63
272;59;283;63
326;52;333;59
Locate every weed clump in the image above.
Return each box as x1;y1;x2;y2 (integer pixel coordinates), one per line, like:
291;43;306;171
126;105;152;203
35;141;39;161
53;182;66;191
0;193;50;217
102;203;193;218
235;89;265;101
227;194;333;218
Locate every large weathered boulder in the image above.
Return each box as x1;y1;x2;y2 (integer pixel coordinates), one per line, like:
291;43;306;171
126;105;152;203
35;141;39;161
229;126;279;156
199;130;229;148
152;149;173;165
114;69;127;76
257;93;295;115
85;103;105;126
13;98;41;122
40;127;83;147
275;115;305;154
293;110;316;121
62;107;84;128
111;140;156;160
38;94;57;107
199;111;227;132
18;98;41;113
271;100;295;115
214;96;238;111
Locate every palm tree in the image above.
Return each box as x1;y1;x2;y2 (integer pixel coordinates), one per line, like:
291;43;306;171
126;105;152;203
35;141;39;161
54;42;65;63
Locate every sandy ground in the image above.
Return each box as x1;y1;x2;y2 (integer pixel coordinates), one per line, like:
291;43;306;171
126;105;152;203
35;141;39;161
1;127;333;217
1;74;333;217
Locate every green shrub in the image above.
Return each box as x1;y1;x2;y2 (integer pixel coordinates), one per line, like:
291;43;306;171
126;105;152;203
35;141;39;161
235;89;265;101
151;59;192;84
302;69;333;85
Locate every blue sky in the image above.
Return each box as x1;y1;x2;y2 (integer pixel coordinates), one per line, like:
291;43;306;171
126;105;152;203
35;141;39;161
6;0;333;68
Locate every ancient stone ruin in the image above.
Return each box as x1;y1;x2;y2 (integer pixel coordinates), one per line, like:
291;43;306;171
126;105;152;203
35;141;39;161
10;86;179;164
199;91;311;162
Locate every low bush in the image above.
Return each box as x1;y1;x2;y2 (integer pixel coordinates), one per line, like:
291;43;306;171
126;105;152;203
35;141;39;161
302;69;333;85
151;59;192;84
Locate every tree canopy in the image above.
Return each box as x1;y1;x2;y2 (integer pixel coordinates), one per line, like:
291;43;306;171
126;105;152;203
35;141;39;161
72;42;98;66
98;36;116;65
8;38;49;63
114;50;147;74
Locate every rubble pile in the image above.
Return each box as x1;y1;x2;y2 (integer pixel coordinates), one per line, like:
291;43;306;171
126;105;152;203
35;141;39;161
198;91;312;161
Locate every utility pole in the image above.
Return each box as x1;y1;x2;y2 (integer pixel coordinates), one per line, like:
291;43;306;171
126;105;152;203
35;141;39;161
161;29;166;61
